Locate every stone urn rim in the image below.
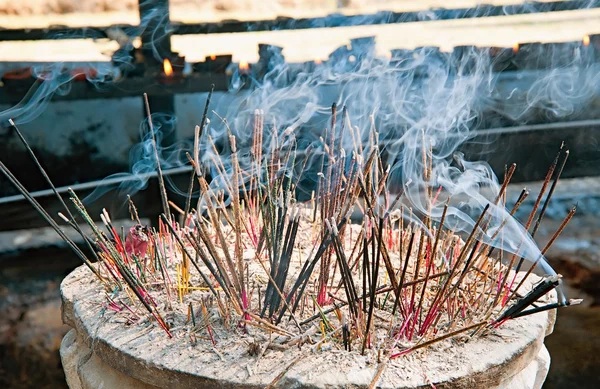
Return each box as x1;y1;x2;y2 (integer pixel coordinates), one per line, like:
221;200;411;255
60;265;556;389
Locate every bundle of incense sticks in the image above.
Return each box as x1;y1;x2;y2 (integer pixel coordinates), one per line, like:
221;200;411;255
0;95;581;361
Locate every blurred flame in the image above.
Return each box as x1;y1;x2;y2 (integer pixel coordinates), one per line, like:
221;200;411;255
583;35;590;47
314;58;322;65
210;54;217;60
512;43;519;53
239;60;249;71
163;59;173;76
133;37;142;49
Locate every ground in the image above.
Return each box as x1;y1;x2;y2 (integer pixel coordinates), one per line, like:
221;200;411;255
0;269;72;389
537;216;600;388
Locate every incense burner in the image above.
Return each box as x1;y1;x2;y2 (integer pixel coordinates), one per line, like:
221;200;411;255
60;264;556;389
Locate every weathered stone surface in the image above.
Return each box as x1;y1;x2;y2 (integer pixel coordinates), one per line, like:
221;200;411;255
60;265;557;389
61;330;552;389
60;329;84;389
61;329;159;389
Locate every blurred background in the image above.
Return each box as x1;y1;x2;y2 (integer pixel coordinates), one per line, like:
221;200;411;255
0;1;599;388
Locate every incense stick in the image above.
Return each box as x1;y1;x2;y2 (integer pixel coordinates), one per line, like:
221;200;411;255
1;104;580;374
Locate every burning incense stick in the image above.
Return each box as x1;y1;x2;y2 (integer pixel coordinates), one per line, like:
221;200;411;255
0;103;581;376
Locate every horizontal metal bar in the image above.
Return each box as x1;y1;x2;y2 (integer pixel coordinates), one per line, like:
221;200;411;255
0;0;598;42
0;165;192;205
0;119;600;206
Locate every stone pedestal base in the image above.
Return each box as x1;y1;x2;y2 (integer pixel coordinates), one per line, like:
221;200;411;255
60;328;552;389
60;329;158;389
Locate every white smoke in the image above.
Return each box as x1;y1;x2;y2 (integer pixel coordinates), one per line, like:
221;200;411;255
3;4;595;292
198;38;592;283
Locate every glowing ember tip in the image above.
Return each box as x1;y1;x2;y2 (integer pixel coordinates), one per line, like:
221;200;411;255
163;58;173;76
583;35;590;47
